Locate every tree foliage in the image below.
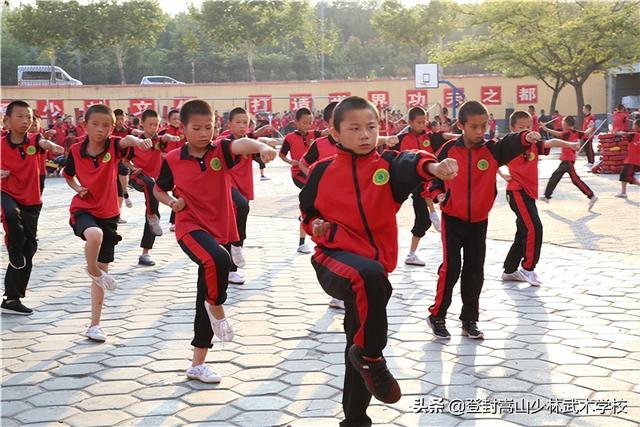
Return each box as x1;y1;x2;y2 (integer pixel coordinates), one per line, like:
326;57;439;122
437;0;640;116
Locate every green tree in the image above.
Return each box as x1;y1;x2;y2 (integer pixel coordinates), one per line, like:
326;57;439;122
80;0;166;84
438;1;640;119
6;0;81;82
302;5;339;80
371;0;460;60
192;0;307;82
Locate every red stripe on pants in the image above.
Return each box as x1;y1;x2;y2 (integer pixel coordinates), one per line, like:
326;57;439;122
314;251;369;349
429;214;448;317
181;233;219;305
512;191;536;270
567;162;594;198
131;173;152;215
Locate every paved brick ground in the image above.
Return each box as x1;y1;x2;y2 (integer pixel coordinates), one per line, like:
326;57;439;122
1;151;639;426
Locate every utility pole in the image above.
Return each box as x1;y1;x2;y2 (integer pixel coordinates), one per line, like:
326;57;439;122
319;1;325;80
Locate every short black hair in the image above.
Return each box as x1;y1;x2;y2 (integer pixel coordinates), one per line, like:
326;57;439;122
295;107;312;121
167;109;180;118
113;109;124;117
229;107;248;122
141;109;158;122
6;100;31;117
323;102;338;123
442;107;448;115
458;101;488;124
180;99;212;125
584;104;592;112
85;104;115;123
564;115;575;127
528;105;535;111
333;96;379;132
132;117;140;127
408;107;426;121
509;110;532;128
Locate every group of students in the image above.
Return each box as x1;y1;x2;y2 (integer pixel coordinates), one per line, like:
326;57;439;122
2;95;639;427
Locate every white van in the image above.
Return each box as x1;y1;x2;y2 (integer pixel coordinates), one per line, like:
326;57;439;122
17;65;83;86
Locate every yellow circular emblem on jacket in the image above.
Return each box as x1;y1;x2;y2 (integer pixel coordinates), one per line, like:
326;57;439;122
26;146;37;155
477;159;489;171
373;168;390;185
102;152;112;163
422;139;431;147
528;151;536;161
210;157;222;171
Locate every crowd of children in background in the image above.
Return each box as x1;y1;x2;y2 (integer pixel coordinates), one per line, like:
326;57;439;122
1;95;639;427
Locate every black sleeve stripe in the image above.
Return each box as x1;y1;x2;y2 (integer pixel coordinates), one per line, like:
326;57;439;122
220;139;236;169
64;150;76;177
304;143;319;165
299;158;333;224
155;159;174;191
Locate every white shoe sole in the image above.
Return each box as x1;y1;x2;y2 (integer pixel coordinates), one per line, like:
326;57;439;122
405;261;426;266
462;331;484;339
186;373;221;383
86;334;106;342
1;308;32;316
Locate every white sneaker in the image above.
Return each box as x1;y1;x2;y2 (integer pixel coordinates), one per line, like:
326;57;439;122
85;325;107;342
329;298;345;310
588;195;598;211
260;176;270;181
117;217;127;224
585;163;593;168
204;301;234;342
228;271;245;285
169;224;176;232
147;215;163;236
518;268;541;286
186;364;221;383
230;245;246;268
430;211;441;232
86;268;117;291
404;253;426;266
539;196;550;203
297;243;313;254
501;270;527;282
124;197;133;208
615;193;628;199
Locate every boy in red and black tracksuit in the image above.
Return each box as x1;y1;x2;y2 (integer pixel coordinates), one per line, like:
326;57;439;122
1;101;64;315
158;109;185;231
154;100;277;383
218;107;277;283
279;107;323;254
112;109;143;215
301;96;458;427
541;116;598;210
427;101;541;340
616;119;640;198
124;109;173;266
501;111;580;286
582;104;596;164
63;104;151;341
389;107;448;267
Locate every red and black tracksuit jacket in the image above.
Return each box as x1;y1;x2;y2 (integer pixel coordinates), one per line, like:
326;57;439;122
300;145;438;424
427;132;532;321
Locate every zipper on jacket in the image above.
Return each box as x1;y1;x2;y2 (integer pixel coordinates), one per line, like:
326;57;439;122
467;148;472;222
351;155;379;260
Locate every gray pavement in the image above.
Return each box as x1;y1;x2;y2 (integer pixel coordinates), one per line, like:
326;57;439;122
1;151;639;426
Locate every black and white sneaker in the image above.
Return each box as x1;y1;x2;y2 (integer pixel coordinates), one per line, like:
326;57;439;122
428;315;450;339
1;299;33;315
461;321;484;339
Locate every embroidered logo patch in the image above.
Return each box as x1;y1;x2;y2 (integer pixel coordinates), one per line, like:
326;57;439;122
528;151;536;161
372;168;390;185
102;152;112;163
26;146;37;155
477;159;489;171
422;139;431;147
210;157;222;171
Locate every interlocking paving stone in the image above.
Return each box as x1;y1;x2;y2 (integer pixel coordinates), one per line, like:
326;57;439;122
1;159;638;426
